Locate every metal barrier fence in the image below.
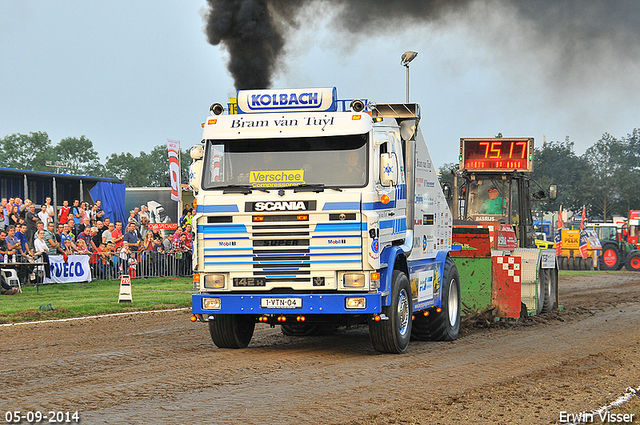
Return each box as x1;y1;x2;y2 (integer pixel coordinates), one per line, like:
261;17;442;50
5;251;193;285
87;251;193;281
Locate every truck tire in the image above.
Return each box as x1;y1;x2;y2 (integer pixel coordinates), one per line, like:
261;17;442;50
208;314;255;349
411;257;461;341
578;257;586;270
369;270;412;354
625;252;640;271
541;268;557;313
599;242;621;271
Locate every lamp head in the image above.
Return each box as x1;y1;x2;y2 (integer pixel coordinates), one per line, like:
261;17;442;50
401;51;418;66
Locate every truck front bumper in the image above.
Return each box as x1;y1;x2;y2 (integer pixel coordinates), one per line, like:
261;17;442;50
192;293;382;315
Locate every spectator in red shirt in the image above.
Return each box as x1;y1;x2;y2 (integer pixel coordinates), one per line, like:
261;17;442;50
58;200;70;224
112;220;124;248
183;223;193;250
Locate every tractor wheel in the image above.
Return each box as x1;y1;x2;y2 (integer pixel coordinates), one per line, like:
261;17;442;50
585;257;594;271
560;257;568;270
535;267;547;315
369;270;412;354
541;268;557;313
208;314;255;349
625;251;640;272
599;242;622;271
411;257;461;342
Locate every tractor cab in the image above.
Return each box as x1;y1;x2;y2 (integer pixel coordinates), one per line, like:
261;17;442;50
455;138;554;249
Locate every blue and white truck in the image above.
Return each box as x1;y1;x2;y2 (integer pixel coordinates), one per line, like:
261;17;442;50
189;87;458;353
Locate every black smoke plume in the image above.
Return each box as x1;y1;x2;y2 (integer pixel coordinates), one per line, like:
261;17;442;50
203;0;305;90
203;0;640;91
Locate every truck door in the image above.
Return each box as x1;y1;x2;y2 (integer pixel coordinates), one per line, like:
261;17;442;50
374;130;406;245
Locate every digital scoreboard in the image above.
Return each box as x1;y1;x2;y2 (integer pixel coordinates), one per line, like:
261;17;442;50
459;138;534;172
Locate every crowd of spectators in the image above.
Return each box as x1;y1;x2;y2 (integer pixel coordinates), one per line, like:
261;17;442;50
0;197;195;294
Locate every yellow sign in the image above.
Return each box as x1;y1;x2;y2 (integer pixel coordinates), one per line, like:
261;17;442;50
250;170;305;187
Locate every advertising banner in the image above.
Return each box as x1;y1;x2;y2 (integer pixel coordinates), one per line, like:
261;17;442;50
44;255;92;284
167;139;181;202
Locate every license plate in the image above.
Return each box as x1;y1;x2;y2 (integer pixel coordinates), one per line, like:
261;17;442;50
260;298;303;309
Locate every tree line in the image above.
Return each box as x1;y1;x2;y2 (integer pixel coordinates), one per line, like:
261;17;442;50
0;132;191;187
3;129;640;219
440;129;640;220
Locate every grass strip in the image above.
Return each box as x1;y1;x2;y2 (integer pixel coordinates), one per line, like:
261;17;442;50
0;277;194;324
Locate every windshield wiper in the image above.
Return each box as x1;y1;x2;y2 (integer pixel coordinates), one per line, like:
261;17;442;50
216;184;269;194
291;183;342;193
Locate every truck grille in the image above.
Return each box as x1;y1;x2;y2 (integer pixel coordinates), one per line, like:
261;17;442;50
200;213;362;287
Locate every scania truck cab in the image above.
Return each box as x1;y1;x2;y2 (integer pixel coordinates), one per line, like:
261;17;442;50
189;87;458;354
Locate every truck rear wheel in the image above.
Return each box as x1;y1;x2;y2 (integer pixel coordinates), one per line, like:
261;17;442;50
411;257;460;342
599;242;621;271
625;252;640;271
208;314;255;349
369;270;412;354
541;268;557;313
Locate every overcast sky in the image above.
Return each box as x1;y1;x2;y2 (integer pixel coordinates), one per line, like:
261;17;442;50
1;0;639;169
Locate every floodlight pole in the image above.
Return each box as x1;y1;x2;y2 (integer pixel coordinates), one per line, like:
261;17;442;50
406;65;410;103
401;51;418;103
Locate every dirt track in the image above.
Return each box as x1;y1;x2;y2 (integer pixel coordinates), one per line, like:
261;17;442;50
3;272;640;424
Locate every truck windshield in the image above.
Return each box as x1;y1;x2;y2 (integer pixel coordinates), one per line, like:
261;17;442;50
201;134;368;190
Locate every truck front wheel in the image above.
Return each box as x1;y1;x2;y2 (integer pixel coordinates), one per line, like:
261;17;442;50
208;314;255;349
369;270;412;354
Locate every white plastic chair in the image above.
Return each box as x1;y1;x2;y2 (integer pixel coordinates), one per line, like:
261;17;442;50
2;269;21;293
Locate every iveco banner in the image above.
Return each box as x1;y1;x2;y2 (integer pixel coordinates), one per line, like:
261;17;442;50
44;255;92;284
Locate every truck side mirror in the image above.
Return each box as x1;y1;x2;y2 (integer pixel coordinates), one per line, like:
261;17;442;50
380;153;397;187
548;184;557;201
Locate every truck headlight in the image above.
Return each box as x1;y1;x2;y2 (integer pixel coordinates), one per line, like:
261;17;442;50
202;298;221;310
346;297;367;309
204;274;226;289
344;273;366;288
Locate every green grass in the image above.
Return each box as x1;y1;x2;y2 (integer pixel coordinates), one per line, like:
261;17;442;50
0;277;194;324
558;269;629;277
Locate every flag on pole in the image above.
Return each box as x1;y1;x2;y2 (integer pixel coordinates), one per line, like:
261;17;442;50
554;205;563;256
167;139;181;202
579;205;588;258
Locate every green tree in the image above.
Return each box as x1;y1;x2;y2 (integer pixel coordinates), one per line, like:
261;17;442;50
531;137;593;214
584;130;640;219
53;136;103;175
103;152;153;187
0;132;52;171
103;144;192;187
